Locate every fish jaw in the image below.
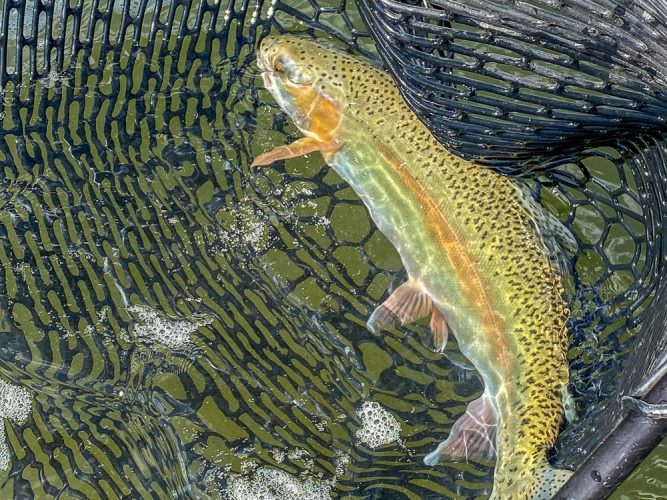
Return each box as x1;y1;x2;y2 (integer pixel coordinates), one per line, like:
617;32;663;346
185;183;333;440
255;36;343;145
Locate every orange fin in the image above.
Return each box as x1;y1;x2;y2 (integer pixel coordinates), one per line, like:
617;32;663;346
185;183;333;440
251;137;338;167
430;308;449;352
424;393;497;464
367;281;432;333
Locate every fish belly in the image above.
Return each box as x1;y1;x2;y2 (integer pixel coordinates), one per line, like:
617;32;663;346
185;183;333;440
327;143;507;391
328;133;569;499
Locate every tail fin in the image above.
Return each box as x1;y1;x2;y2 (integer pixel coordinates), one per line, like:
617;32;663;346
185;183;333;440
534;462;573;500
491;460;573;500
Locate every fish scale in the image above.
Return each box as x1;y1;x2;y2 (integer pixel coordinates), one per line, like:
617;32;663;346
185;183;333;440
254;34;573;499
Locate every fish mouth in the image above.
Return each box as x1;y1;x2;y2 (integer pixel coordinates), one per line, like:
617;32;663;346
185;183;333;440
255;50;273;89
256;56;270;74
256;38;284;94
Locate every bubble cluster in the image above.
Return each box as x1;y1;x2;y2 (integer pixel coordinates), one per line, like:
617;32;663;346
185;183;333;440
355;401;401;449
0;380;32;470
334;454;351;477
0;422;8;470
128;305;212;350
287;448;308;461
271;448;286;463
218;200;274;254
223;466;333;500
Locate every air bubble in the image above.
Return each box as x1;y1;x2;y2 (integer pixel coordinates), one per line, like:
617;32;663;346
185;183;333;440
128;305;212;350
355;401;401;449
223;466;333;500
0;380;32;471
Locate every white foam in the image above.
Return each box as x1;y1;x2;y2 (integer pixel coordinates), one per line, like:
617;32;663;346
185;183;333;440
0;421;8;471
334;454;350;477
211;448;351;500
355;401;401;449
271;448;286;463
0;380;32;471
0;381;31;424
207;446;351;500
224;467;332;500
287;448;308;461
128;305;212;350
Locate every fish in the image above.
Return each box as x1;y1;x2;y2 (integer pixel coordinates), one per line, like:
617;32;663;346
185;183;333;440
251;34;577;499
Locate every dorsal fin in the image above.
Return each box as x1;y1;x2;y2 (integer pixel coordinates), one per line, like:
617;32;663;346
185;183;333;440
514;182;578;274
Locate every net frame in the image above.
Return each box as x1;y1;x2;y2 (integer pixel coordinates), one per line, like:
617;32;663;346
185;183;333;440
0;0;663;498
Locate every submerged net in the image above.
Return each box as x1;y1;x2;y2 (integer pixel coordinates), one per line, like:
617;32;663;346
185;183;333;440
358;0;667;168
0;0;662;498
357;0;667;470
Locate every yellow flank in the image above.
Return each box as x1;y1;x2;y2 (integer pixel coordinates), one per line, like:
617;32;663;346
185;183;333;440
253;35;573;499
367;138;513;373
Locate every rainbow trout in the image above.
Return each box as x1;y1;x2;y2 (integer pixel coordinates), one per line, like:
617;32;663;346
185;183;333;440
252;35;576;499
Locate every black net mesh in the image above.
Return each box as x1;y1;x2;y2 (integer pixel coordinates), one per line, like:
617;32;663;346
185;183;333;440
0;0;662;498
357;0;667;167
357;0;667;470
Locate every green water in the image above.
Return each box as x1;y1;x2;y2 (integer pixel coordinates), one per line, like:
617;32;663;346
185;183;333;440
0;0;661;498
613;438;667;499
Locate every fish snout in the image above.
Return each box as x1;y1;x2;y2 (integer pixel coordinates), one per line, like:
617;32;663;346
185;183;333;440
256;36;282;72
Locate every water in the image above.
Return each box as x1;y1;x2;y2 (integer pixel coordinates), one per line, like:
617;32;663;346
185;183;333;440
610;441;667;500
612;438;667;500
0;36;496;499
0;0;662;498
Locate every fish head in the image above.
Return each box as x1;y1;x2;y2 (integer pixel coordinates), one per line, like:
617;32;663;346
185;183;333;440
256;35;349;143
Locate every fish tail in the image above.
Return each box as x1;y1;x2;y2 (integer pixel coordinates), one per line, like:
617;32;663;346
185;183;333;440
491;458;573;500
534;461;573;499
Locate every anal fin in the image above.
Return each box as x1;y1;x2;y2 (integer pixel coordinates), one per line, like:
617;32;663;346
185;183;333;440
424;393;498;464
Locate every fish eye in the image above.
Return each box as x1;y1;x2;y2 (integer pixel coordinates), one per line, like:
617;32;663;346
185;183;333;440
271;54;312;85
273;60;285;73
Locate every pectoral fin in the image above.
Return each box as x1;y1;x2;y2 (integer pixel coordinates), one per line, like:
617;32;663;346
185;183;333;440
368;281;452;354
251;137;340;167
430;308;449;352
424;393;498;464
367;281;432;333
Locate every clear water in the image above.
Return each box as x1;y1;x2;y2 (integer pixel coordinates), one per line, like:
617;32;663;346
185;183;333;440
0;0;662;498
